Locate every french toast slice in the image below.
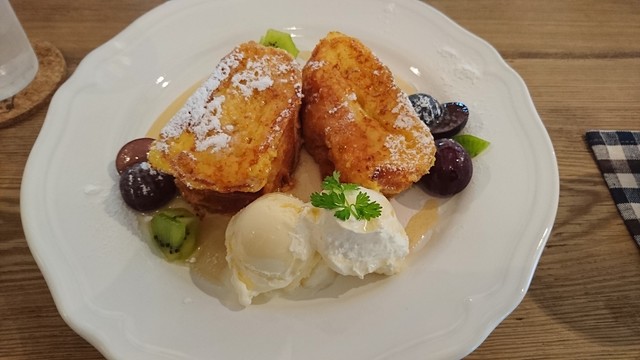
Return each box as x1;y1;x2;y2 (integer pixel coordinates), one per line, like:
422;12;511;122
301;32;436;196
148;41;303;213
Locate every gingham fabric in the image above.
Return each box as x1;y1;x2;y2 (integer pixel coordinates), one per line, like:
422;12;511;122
586;131;640;247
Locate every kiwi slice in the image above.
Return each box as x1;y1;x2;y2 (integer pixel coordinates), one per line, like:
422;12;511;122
150;208;198;262
259;29;299;58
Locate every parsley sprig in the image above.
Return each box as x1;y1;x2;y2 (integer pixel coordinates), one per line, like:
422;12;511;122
310;171;382;221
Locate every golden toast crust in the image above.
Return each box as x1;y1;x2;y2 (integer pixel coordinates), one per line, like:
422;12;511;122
148;41;302;213
301;32;436;195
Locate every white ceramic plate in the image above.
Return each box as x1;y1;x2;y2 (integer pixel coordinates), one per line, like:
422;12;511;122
21;0;559;359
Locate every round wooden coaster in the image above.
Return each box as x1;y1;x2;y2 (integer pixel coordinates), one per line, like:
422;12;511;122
0;40;67;128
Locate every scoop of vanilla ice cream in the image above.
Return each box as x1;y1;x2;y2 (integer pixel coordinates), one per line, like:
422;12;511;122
307;187;409;278
225;193;318;306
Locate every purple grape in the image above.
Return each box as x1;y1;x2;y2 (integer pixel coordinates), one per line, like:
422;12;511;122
408;93;443;127
431;102;469;139
408;93;469;139
421;138;473;196
119;161;177;212
116;137;154;174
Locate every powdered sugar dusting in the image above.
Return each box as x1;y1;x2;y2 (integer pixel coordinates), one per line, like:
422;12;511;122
438;46;481;85
231;58;275;97
384;127;433;170
384;134;405;162
383;88;435;167
196;133;232;152
294;81;302;100
265;107;292;145
155;44;302;154
306;60;325;71
328;92;357;121
392;92;417;129
328;103;346;115
157;47;245;152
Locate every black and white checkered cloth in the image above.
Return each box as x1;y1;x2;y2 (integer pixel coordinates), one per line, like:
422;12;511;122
586;130;640;247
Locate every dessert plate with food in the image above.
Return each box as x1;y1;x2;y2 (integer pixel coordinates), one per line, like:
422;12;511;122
21;0;559;359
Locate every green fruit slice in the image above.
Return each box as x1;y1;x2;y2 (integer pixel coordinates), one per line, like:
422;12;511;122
259;28;299;58
452;134;490;158
150;208;199;261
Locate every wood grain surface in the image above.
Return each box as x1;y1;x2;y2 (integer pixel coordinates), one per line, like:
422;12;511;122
1;0;639;359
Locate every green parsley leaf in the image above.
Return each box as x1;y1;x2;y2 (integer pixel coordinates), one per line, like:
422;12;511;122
309;192;335;210
334;208;352;221
354;191;382;220
341;183;359;191
309;171;383;221
322;171;340;191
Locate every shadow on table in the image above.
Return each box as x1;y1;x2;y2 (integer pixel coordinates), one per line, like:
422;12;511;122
530;176;640;348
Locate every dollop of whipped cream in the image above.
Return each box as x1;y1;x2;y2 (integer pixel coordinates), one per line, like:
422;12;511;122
305;187;409;278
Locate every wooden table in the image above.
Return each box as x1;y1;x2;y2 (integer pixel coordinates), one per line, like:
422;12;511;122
2;0;639;358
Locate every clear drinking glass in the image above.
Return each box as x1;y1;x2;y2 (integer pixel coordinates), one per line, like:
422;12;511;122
0;0;39;101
